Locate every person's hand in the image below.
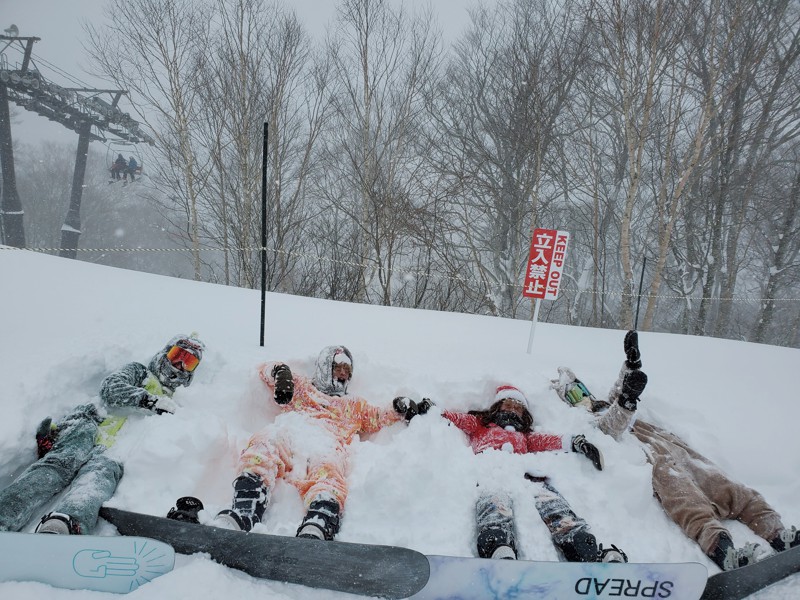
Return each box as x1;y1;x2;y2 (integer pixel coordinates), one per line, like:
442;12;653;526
624;330;642;370
618;370;648;411
271;364;294;405
417;398;435;414
35;417;58;458
571;434;604;471
393;397;420;422
141;394;177;414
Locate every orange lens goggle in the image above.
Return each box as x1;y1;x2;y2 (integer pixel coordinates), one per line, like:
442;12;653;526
166;345;200;372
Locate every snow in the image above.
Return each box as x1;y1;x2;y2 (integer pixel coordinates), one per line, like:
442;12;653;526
1;247;799;599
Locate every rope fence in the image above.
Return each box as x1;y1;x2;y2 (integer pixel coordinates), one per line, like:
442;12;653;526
2;245;796;303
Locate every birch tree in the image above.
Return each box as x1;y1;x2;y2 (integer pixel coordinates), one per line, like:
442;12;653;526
86;0;211;279
314;0;443;305
428;0;593;317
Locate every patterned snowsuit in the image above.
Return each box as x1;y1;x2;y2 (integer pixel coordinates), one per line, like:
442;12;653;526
600;365;784;555
443;411;594;560
0;354;180;534
238;361;402;510
0;405;121;533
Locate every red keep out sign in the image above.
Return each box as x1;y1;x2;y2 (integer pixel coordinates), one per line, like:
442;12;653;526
523;228;570;300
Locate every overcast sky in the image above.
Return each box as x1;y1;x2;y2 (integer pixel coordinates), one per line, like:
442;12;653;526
3;0;480;149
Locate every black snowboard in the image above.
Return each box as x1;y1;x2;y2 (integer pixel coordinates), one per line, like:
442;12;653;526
99;506;429;599
701;544;800;600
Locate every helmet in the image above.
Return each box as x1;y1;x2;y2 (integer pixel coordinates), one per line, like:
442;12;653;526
149;334;205;391
311;345;353;396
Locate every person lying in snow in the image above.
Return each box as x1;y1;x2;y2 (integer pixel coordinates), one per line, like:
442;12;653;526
553;331;800;571
407;385;626;563
0;334;204;535
175;345;423;540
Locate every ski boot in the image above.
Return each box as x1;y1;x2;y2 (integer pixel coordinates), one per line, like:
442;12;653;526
167;496;204;523
296;495;341;541
770;526;800;553
559;529;628;563
35;512;81;535
213;473;269;532
598;543;628;563
709;532;760;571
476;492;518;560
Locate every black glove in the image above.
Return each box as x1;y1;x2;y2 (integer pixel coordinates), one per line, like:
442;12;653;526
272;364;295;405
393;396;420;422
140;393;177;414
35;417;58;458
166;496;204;524
624;330;642;370
417;398;435;414
572;434;604;471
618;370;648;412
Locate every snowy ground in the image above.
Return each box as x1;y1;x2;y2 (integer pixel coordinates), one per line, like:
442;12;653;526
1;248;798;599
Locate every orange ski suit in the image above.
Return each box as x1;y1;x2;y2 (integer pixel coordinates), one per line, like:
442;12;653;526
236;362;402;510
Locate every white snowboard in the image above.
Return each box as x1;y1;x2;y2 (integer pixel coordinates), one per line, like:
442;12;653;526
413;555;709;600
0;531;174;593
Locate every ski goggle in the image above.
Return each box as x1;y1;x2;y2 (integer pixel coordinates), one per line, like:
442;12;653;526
333;351;351;366
166;345;200;372
565;381;591;406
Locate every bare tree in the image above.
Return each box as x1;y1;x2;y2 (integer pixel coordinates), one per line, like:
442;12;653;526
313;0;444;305
750;147;800;343
427;0;593;317
85;0;212;279
193;0;327;290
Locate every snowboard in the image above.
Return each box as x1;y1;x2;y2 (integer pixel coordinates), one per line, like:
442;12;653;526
0;530;174;593
700;544;800;600
101;506;708;599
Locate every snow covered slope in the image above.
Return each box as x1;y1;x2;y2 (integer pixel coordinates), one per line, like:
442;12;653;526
1;248;798;599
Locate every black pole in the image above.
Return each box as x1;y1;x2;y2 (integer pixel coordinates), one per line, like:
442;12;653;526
0;84;25;248
634;256;647;330
260;123;268;347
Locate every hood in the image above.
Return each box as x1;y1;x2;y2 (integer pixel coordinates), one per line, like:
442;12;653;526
311;345;353;397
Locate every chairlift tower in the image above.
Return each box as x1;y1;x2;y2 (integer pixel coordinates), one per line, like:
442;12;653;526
0;31;154;257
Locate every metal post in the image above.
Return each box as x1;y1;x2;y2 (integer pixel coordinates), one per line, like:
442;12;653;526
59;121;91;258
526;299;542;354
260;122;268;347
0;83;25;247
634;256;647;330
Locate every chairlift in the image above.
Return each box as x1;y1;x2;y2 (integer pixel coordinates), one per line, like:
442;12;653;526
105;140;144;184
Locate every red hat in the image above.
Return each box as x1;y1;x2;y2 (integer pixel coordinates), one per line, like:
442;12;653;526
494;385;529;409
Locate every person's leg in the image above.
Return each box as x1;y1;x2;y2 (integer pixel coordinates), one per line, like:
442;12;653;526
0;409;98;532
689;456;788;561
294;452;348;540
475;491;517;559
36;448;123;534
213;430;284;531
530;477;626;562
651;454;728;554
296;491;342;540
